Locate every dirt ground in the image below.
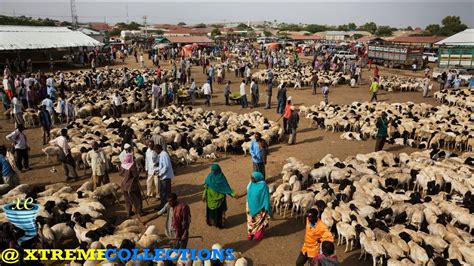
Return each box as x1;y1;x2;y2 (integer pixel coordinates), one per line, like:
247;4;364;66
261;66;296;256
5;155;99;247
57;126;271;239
0;55;440;265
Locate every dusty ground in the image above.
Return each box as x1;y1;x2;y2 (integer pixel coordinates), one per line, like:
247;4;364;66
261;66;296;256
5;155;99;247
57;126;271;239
0;55;440;265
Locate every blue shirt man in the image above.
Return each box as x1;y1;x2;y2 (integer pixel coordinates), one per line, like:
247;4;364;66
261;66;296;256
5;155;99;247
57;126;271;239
249;132;268;179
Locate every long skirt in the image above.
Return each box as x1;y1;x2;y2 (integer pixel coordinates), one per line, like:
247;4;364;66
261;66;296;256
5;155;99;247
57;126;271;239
246;204;270;241
206;198;227;229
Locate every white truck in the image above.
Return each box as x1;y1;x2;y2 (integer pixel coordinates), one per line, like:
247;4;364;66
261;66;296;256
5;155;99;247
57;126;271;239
432;67;472;86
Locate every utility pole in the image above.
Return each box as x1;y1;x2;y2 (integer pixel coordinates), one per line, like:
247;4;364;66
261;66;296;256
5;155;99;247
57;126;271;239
70;0;79;30
126;5;129;24
143;15;148;38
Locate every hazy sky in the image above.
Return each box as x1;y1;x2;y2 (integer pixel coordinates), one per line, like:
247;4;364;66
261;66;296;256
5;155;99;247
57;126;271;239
0;0;473;28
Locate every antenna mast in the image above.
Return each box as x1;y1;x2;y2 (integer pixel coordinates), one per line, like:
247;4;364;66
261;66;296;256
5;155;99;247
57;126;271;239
70;0;79;29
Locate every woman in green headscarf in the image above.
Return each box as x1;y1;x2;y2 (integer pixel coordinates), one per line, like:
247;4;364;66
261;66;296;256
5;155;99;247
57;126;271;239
246;171;272;241
203;164;235;228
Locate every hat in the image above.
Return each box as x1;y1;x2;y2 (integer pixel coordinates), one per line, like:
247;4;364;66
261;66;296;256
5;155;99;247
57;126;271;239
290;106;296;111
287;96;292;101
124;143;131;149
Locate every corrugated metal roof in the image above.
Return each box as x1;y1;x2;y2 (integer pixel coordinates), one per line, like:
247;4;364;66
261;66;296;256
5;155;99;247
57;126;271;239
0;26;103;51
435;29;474;46
167;36;214;44
289;34;322;40
389;35;446;44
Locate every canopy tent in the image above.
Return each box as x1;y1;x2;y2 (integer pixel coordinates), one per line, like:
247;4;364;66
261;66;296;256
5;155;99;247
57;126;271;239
266;43;280;50
155;37;169;43
435;29;474;46
153;43;170;49
0;26;103;51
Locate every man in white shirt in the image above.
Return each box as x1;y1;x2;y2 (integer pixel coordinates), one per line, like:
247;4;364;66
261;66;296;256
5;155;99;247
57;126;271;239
202;81;211;107
86;141;109;190
154;144;174;211
240;80;248;108
140;53;145;68
11;97;24;127
112;91;123;117
41;95;55;125
50;128;78;180
145;140;159;198
6;124;29;171
151;80;160;111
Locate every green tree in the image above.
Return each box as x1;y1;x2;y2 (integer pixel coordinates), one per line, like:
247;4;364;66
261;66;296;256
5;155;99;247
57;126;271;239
211;28;221;37
406;26;413;31
348;23;357;31
237;23;251;30
279;23;302;32
439;15;467;36
263;30;272;37
338;24;349;31
425;24;440;35
195;23;207;28
358;22;377;34
177;22;186;26
303;24;328;33
353;33;363;40
376;26;394;37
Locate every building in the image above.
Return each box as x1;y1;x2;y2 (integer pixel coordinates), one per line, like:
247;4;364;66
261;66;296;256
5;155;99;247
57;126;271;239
0;25;102;65
435;29;474;69
163;27;213;37
289;33;323;42
356;36;385;44
78;28;105;43
88;22;111;32
321;31;371;41
388;36;446;49
166;36;214;45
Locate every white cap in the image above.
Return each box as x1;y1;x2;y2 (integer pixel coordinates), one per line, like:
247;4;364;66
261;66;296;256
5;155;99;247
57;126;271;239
290;106;296;111
124;143;131;149
287;96;292;101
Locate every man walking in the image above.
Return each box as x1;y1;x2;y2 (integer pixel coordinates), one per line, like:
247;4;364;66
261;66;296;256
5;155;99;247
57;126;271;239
250;79;259;108
203;80;212;107
249;132;268;179
321;83;329;105
240;80;248;108
223;81;231;106
265;69;273;109
112;91;123;117
11;96;24;127
375;112;389;152
38;105;52;145
155;144;174;212
311;71;319;95
0;145;20;187
6;124;29;172
145;141;159;199
156;193;191;249
369;78;379;102
151;80;160;111
86;141;109;190
188;78;196;105
288;106;300;145
50;128;78;181
276;83;287;114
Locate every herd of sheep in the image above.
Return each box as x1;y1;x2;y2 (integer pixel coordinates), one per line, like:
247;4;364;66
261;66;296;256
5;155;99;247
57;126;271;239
378;76;432;92
252;65;351;87
42;105;283;172
270;149;473;265
300;93;474;152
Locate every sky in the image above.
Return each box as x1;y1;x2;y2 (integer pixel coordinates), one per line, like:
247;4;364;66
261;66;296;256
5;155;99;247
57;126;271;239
0;0;473;28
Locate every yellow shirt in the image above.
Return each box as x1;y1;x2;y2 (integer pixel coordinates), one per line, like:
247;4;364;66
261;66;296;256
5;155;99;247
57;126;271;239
370;81;379;92
301;219;334;258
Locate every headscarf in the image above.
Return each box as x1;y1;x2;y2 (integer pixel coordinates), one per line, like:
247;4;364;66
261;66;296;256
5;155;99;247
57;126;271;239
247;171;272;217
121;151;134;170
204;164;233;195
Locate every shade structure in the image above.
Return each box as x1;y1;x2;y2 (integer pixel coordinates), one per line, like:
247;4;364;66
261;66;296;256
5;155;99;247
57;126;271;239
0;25;103;51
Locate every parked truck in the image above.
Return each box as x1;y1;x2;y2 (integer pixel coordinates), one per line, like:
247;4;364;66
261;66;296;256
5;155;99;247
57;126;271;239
438;46;474;70
368;44;424;69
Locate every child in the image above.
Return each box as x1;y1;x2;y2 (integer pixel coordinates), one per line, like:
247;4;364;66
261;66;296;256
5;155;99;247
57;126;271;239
312;241;339;266
321;83;329;105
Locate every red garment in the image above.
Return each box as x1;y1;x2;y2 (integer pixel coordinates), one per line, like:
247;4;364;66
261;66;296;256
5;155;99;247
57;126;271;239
173;202;191;238
283;103;293;119
374;67;379;77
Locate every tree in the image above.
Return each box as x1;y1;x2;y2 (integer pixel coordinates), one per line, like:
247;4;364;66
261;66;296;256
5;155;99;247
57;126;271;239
358;22;377;34
425;24;440;35
195;23;206;28
406;26;413;31
211;28;221;37
338;24;349;31
237;23;251;30
177;22;186;26
279;23;302;32
303;24;329;33
353;34;363;40
376;26;394;37
439;15;467;36
263;30;272;37
348;23;357;31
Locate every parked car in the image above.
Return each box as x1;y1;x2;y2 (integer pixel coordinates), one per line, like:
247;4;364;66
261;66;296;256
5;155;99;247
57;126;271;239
334;51;357;60
432;67;472;86
423;52;438;63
